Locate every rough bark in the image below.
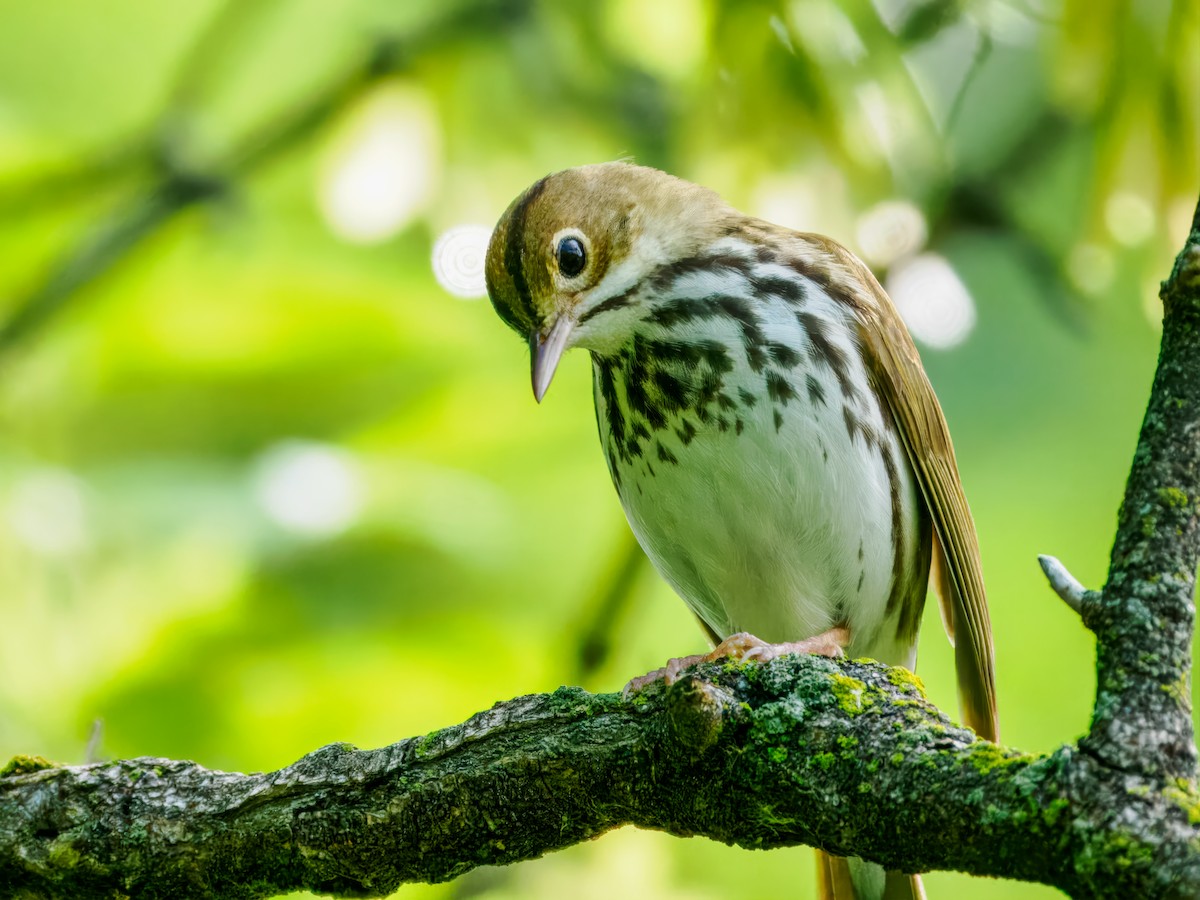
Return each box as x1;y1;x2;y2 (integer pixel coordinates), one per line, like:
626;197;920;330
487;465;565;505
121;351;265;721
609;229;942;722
3;201;1199;899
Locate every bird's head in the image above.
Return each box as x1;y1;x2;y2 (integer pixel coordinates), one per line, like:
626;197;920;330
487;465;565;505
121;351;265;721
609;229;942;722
485;162;730;401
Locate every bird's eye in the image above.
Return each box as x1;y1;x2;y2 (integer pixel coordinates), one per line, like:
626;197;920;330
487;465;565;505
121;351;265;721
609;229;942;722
556;236;587;278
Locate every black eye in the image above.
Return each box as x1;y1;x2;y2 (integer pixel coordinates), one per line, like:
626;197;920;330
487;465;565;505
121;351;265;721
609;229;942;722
556;236;587;278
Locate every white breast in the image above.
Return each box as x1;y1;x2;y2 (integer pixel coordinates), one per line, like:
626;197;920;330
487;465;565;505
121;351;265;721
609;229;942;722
590;264;924;668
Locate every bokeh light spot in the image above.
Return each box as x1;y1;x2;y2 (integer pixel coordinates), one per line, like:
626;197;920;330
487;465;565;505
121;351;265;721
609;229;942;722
253;441;363;539
432;224;492;299
856;199;928;267
886;253;976;349
6;467;89;558
604;0;710;80
1105;191;1155;246
793;0;866;63
318;83;441;245
1067;242;1116;296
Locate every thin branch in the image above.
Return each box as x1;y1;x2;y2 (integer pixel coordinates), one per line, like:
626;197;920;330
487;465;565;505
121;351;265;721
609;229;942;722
164;0;288;113
1037;554;1096;619
0;0;285;219
574;530;647;679
0;177;225;354
0;0;529;359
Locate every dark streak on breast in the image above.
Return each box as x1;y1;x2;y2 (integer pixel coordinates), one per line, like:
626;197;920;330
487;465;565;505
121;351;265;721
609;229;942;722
766;370;797;406
881;441;906;618
806;374;826;406
796;310;858;401
768;342;802;368
751;273;807;305
649;251;756;292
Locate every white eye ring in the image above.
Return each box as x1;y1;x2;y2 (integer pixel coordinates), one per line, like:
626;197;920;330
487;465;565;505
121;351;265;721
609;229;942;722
550;228;589;281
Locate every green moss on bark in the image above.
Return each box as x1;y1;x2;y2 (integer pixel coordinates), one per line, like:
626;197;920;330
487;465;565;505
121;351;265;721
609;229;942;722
1;755;55;777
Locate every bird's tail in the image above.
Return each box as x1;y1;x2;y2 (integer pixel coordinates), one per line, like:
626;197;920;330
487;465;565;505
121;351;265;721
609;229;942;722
816;851;925;900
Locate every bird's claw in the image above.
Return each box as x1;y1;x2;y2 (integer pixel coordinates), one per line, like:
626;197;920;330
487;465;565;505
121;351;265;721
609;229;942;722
622;628;850;696
622;652;708;697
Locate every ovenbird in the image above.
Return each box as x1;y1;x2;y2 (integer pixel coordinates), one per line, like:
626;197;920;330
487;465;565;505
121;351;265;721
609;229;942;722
484;162;997;900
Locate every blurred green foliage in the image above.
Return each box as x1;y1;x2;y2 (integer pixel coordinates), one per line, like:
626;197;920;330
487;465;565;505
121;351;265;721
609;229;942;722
0;0;1197;897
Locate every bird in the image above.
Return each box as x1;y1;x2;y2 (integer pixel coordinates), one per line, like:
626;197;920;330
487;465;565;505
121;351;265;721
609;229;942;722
483;161;997;900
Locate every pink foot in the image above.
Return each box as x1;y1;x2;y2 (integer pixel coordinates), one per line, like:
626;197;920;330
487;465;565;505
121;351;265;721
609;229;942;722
622;627;850;696
712;628;850;663
623;652;711;695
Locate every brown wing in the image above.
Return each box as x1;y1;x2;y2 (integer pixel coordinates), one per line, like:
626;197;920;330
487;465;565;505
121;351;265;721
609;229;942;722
798;235;999;743
929;533;955;641
861;271;997;742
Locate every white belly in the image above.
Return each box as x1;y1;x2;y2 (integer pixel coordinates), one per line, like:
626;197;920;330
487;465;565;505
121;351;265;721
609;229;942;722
591;290;924;668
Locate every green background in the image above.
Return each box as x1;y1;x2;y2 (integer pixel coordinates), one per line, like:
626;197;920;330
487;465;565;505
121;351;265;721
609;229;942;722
0;1;1197;897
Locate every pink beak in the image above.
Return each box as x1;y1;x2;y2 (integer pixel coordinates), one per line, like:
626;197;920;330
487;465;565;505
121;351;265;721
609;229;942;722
531;316;574;403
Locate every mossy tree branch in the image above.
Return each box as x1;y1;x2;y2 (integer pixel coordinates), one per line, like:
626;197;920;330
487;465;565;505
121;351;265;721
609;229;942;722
2;203;1198;900
0;655;1197;899
1081;204;1200;780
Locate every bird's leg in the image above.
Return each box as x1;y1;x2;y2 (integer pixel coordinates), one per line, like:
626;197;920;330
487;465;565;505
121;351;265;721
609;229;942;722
622;627;850;696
